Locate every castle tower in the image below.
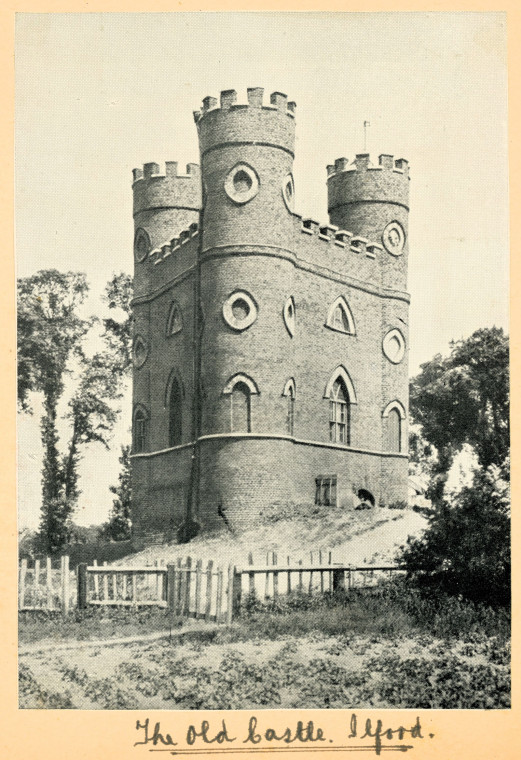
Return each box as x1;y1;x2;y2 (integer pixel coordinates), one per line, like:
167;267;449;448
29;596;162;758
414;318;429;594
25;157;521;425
192;89;300;529
327;154;410;484
132;161;201;298
326;154;410;292
130;88;411;547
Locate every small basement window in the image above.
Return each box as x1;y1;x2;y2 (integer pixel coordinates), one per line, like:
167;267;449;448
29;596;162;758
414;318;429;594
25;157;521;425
315;475;337;507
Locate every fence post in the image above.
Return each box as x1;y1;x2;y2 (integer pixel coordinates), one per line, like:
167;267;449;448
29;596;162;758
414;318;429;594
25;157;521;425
205;560;214;622
195;559;203;618
93;559;100;600
19;558;27;609
167;564;177;622
61;555;70;615
46;556;53;610
232;566;242;617
332;568;345;593
103;561;109;602
226;564;235;624
272;552;279;599
215;567;223;623
77;563;88;609
184;556;192;615
248;552;255;597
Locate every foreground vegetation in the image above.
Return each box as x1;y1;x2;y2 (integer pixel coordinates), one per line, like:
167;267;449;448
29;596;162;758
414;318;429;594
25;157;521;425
19;580;510;710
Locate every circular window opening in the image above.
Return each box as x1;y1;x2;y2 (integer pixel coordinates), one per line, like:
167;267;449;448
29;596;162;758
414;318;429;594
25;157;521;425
233;170;253;194
223;290;258;331
133;336;148;368
134;228;151;262
383;328;406;364
232;298;250;320
382;221;405;256
282;174;295;212
283;296;296;337
224;163;259;205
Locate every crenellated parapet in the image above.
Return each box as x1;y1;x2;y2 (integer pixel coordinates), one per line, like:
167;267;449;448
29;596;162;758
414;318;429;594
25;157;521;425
299;217;384;260
327;154;410;216
194;88;296;158
326;154;409;178
146;222;199;266
132;161;201;217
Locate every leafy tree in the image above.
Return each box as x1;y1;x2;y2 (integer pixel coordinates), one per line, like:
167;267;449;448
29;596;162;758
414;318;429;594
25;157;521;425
98;274;134;540
17;269;128;554
400;459;510;607
101;272;133;377
100;445;132;541
409;327;509;500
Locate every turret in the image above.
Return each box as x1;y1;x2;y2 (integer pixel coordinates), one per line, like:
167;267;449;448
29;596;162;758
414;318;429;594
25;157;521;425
327;154;410;290
194;88;297;255
132;161;201;261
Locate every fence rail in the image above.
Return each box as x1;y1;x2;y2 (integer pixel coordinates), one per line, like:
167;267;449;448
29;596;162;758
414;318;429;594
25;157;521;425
20;551;405;622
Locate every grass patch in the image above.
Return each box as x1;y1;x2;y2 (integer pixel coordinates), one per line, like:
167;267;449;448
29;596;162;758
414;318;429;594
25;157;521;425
19;606;172;644
19;581;510;710
230;579;510;644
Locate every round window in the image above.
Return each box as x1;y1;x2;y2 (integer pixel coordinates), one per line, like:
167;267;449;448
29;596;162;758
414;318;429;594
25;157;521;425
382;328;406;364
283;296;296;337
133;335;149;368
282;174;295;211
382;221;405;256
223;291;258;331
224;163;259;205
134;228;151;262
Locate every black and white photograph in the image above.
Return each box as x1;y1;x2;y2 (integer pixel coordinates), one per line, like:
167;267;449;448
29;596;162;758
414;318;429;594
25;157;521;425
16;12;510;713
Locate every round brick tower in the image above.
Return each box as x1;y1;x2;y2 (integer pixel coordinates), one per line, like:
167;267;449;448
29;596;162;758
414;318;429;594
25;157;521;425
327;154;410;487
193;88;300;530
327;153;409;292
132;161;201;298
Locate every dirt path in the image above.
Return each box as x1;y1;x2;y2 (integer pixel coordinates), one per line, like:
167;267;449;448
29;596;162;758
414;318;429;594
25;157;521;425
19;621;219;655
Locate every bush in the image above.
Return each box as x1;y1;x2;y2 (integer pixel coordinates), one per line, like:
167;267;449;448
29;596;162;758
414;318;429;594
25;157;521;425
399;462;510;608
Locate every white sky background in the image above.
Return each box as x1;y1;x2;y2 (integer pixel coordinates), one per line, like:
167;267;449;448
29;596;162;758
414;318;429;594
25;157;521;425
15;12;509;530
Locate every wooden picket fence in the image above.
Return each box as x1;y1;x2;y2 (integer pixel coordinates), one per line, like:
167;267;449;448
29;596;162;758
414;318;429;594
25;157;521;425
77;557;240;624
20;551;405;622
18;556;75;613
241;550;404;600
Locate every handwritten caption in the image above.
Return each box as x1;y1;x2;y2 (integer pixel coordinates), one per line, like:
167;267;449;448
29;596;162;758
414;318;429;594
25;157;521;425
134;714;433;755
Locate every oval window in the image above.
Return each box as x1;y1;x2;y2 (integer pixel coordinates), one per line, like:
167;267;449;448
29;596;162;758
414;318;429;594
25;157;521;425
382;328;406;364
283;296;296;337
382;221;405;256
134;228;151;262
223;291;258;331
133;335;149;368
282;174;295;211
224;163;259;205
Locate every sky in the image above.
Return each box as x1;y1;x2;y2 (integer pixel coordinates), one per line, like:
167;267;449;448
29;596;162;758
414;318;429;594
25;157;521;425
15;12;509;530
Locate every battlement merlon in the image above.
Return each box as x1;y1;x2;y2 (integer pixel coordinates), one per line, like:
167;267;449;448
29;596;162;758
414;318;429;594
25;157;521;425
194;88;296;157
132;161;202;216
327;153;410;213
326;154;410;178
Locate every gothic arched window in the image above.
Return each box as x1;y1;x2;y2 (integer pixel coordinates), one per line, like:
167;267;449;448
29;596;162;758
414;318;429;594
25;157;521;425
385;408;401;452
382;400;406;453
329;378;350;444
325;296;356;335
223;373;259;434
231;382;251;433
282;378;296;436
168;377;183;446
133;406;149;453
166;301;183;336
